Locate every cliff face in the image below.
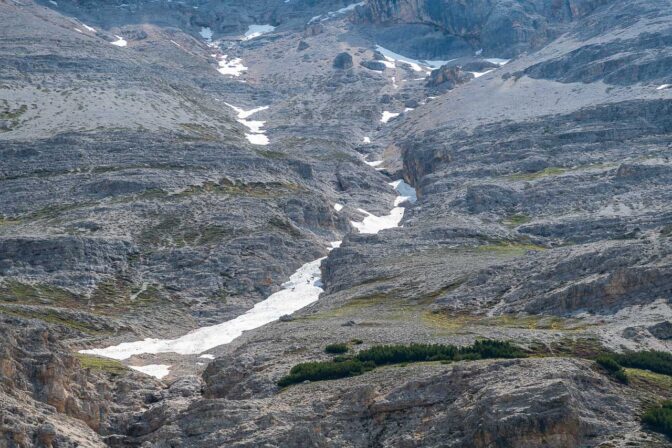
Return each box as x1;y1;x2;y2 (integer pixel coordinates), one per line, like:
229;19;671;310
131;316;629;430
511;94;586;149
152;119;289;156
360;0;612;56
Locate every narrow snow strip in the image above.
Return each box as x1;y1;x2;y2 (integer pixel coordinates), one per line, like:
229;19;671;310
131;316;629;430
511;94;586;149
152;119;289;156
80;258;325;359
365;159;383;167
82;24;96;33
243;24;275;40
657;84;671;90
375;45;451;71
199;27;213;42
130;364;170;379
470;69;495;78
217;55;247;76
199;354;215;360
308;1;364;24
110;35;127;47
334;203;344;212
484;58;510;66
74;28;82;33
381;111;400;123
129;282;148;301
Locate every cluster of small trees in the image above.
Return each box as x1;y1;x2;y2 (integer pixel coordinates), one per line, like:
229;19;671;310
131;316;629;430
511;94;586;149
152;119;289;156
643;401;672;437
614;350;672;376
278;340;526;387
595;350;672;384
595;355;628;383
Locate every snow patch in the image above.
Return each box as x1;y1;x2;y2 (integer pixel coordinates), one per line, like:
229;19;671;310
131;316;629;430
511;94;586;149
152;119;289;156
224;103;271;146
350;180;416;234
130;364;170;379
82;24;96;33
216;55;247;77
657;84;671;90
243;24;275;40
334;203;343;212
110;35;127;47
199;27;213;42
245;133;270;145
381;111;400;123
390;179;417;206
80;258;325;359
199;354;215;360
363;136;371;143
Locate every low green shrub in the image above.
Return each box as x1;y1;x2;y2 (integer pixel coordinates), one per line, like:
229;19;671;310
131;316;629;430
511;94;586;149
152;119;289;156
277;359;375;387
643;401;672;437
324;343;349;354
595;354;628;384
278;340;526;387
615;351;672;376
596;355;622;373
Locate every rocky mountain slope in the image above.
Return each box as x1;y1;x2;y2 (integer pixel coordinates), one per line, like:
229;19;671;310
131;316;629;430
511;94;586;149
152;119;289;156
1;0;672;446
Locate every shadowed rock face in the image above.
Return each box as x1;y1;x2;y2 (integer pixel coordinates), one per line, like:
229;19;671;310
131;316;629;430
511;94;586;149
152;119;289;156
360;0;613;57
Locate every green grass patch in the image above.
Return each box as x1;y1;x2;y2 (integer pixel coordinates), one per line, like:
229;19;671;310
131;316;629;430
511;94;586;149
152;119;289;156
75;354;127;375
278;340;526;387
502;213;531;227
0;104;27;120
476;242;546;255
507;167;569;181
0;305;104;334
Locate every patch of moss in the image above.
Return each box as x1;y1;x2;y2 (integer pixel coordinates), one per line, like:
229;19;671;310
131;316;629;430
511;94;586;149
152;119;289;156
502;213;531;227
476;242;546;255
0;104;27;120
0;305;103;334
256;149;288;159
0;281;79;305
75;354;127;375
508;167;569;181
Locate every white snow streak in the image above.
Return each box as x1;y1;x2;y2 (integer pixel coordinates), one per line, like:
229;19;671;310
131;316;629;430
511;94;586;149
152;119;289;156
82;24;96;33
308;2;364;24
199;354;215;360
334;203;344;212
375;45;452;72
224;103;271;145
381;111;400;123
110;35;127;47
80;258;325;359
657;84;671;90
243;24;275;40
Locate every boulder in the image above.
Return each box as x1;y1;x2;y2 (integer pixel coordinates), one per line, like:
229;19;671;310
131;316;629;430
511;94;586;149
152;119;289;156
333;52;353;69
